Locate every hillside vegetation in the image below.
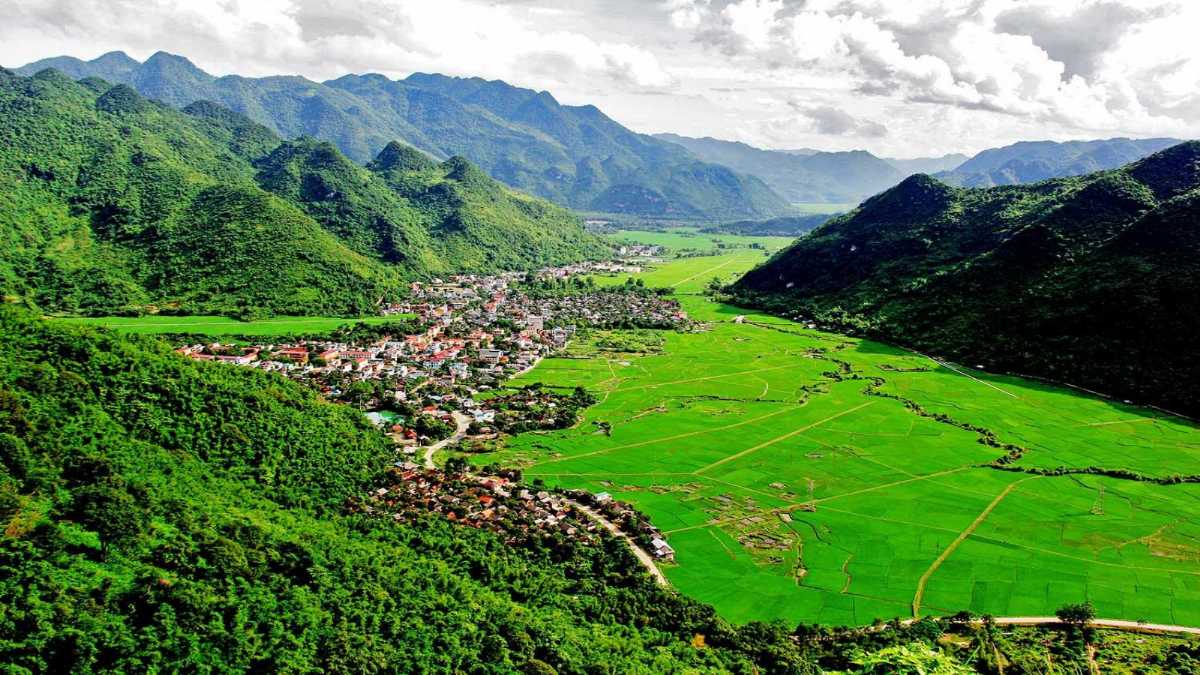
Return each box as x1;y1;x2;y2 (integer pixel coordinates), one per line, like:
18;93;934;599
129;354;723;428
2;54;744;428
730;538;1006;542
0;68;604;317
734;141;1200;416
16;52;791;220
0;307;802;672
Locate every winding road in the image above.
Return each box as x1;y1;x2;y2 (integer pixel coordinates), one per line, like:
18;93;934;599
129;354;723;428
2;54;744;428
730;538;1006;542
421;411;472;470
570;501;669;586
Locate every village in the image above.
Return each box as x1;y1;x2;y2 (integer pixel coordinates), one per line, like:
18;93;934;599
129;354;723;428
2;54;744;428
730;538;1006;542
358;460;675;564
175;257;683;565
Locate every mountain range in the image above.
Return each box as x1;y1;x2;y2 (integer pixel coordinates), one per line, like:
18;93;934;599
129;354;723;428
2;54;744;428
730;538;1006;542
935;137;1183;188
659;132;1184;206
0;68;605;317
655;133;921;204
733;141;1200;416
15;51;791;220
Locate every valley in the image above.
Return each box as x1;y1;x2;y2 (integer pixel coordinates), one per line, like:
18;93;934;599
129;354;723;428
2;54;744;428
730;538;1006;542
458;238;1200;628
5;5;1200;669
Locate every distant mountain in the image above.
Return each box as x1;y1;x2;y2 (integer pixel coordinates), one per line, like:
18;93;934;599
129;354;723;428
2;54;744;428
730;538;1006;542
733;142;1200;416
15;52;790;220
656;133;943;204
883;153;968;175
0;69;604;316
936;137;1182;187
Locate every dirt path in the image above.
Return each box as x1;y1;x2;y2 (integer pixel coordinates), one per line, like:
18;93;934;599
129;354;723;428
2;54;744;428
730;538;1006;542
991;617;1200;636
535;406;796;465
915;351;1021;399
670;257;741;288
571;501;669;586
695;401;875;474
609;364;793;393
421;412;472;470
912;477;1035;616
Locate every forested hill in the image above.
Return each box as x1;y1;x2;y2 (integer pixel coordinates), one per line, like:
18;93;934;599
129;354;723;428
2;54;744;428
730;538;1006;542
733;141;1200;417
16;51;792;220
0;307;813;672
0;69;604;317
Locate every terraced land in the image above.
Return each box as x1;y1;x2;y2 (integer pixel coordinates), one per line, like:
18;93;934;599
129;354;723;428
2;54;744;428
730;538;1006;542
472;236;1200;628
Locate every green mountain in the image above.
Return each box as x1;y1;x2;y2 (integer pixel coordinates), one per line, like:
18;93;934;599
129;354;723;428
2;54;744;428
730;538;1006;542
0;307;823;672
733;142;1200;416
16;52;791;220
936;137;1182;188
655;133;908;204
0;69;603;316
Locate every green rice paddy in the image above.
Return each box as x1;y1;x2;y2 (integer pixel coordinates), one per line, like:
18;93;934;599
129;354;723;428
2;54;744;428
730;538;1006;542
471;235;1200;628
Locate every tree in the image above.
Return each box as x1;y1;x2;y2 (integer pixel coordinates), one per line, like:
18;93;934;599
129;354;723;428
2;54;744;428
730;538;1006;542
1055;602;1096;628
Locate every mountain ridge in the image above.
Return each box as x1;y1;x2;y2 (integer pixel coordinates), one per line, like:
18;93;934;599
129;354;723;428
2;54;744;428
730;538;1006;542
16;52;791;219
0;70;604;316
733;141;1200;416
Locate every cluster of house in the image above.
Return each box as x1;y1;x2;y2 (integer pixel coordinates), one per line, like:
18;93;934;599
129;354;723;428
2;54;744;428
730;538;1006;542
359;464;602;546
518;290;688;330
568;489;675;561
613;244;664;259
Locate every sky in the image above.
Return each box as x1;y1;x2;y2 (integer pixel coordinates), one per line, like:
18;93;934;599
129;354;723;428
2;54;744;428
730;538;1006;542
2;0;1198;158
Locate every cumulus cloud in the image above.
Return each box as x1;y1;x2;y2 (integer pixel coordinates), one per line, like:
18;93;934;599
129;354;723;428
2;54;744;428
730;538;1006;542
0;0;677;92
791;103;888;137
2;0;1197;155
668;0;1200;140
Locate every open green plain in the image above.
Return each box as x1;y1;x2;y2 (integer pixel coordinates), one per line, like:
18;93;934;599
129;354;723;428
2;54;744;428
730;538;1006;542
55;314;413;336
471;233;1200;628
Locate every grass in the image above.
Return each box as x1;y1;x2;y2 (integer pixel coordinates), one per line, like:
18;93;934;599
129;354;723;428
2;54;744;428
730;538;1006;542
467;236;1200;628
54;314;413;336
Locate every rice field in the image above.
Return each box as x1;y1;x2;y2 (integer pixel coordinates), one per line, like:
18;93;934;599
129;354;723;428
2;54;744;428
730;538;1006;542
471;243;1200;628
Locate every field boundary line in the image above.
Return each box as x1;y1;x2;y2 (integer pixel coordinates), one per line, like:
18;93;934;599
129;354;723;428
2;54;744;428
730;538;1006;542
533;406;796;465
669;257;741;287
662;466;972;535
609;364;794;393
911;476;1036;616
694;402;875;474
913;351;1021;399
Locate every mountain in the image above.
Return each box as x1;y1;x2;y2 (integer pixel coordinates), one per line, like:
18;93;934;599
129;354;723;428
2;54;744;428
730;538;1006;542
883;153;968;175
0;69;604;316
656;133;907;204
16;52;791;220
936;137;1182;187
733;142;1200;416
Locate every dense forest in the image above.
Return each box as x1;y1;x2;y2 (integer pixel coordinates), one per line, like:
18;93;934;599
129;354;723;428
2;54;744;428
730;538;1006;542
734;142;1200;417
15;52;792;220
0;308;771;672
0;68;605;318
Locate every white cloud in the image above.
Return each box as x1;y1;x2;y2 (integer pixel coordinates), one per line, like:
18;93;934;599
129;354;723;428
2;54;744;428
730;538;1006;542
1;0;1196;156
